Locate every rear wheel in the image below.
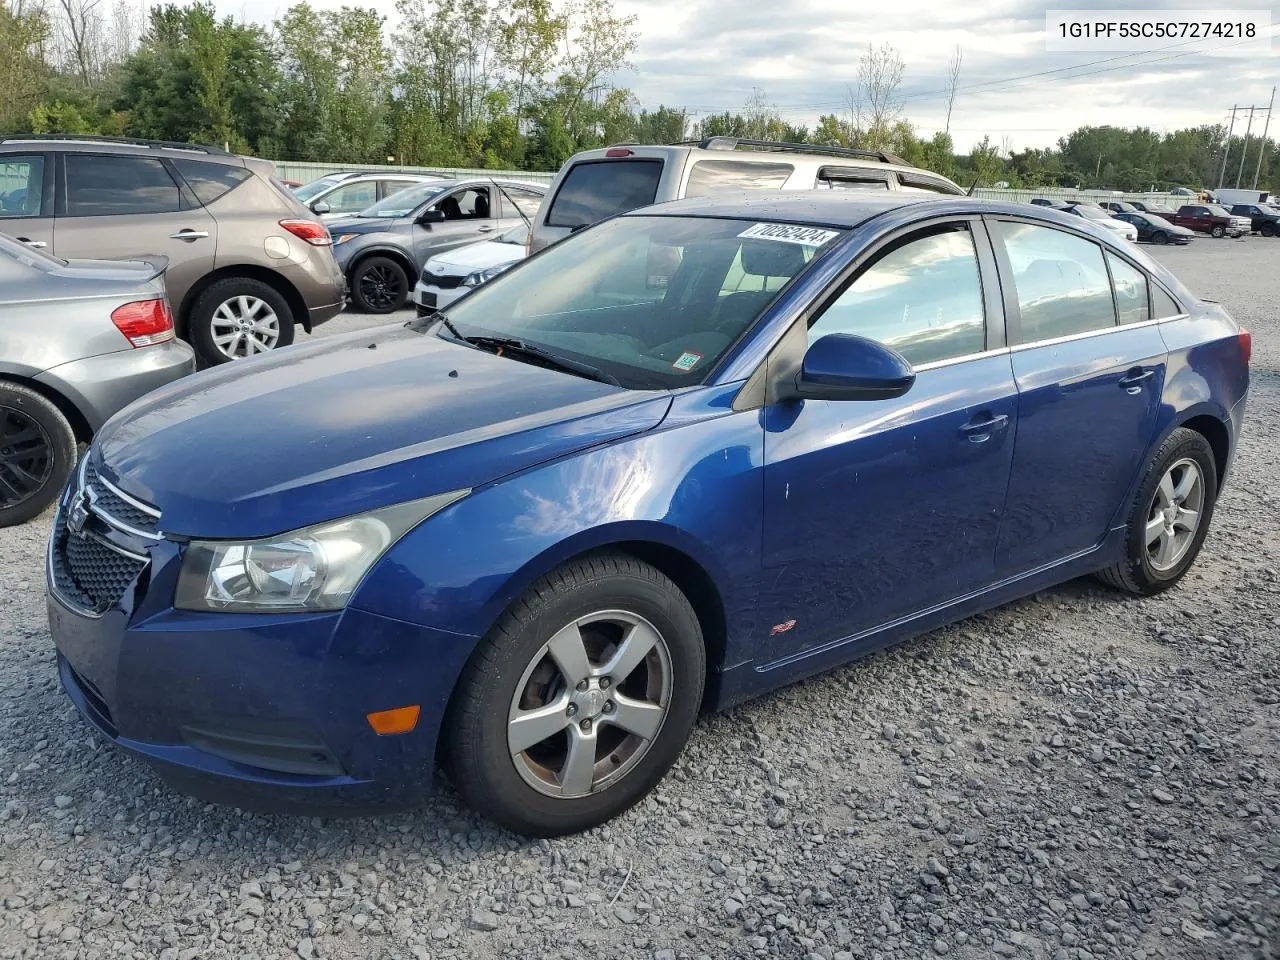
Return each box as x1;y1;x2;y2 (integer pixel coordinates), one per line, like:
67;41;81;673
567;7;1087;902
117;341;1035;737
445;554;705;837
1210;224;1226;238
1096;427;1218;596
0;382;77;527
189;277;295;366
1152;231;1169;245
350;256;409;314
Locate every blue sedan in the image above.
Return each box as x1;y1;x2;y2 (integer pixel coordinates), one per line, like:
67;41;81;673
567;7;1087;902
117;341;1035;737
46;193;1250;836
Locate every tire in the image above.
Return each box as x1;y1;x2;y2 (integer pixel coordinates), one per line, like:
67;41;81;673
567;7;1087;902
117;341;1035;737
349;256;409;314
445;553;706;837
1262;223;1276;237
0;382;77;527
189;277;295;367
1096;427;1218;596
1152;231;1169;245
1210;225;1226;238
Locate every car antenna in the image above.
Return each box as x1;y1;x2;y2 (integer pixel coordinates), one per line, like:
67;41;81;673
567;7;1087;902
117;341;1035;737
488;178;533;230
966;178;979;197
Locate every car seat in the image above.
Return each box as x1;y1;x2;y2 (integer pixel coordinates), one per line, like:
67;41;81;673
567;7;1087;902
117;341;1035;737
439;196;462;220
473;193;490;218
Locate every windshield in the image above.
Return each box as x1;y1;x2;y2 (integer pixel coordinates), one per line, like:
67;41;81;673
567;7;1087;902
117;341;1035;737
1206;205;1232;217
496;223;529;245
1073;205;1111;221
436;215;843;390
361;181;450;218
294;176;345;202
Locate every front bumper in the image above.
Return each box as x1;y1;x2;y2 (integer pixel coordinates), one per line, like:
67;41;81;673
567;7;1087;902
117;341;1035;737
36;340;195;432
412;280;466;313
45;476;479;814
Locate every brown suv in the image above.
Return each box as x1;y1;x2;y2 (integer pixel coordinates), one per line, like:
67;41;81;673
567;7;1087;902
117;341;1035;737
0;136;345;366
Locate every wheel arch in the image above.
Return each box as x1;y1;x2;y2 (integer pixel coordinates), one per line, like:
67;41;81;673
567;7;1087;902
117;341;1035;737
178;265;311;335
0;372;93;443
1178;412;1230;484
347;246;417;286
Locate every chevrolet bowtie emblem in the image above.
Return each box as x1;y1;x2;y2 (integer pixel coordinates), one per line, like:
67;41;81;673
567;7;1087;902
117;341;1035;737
67;491;90;536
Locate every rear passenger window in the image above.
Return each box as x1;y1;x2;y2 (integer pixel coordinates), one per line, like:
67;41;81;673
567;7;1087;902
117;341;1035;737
546;160;662;229
809;225;986;366
172;159;251;206
65;155;182;216
1107;254;1149;325
685;160;793;197
1152;285;1183;318
996;222;1115;342
816;166;889;190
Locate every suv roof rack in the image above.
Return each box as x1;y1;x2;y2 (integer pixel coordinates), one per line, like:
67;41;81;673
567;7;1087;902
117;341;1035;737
0;134;232;156
676;137;908;166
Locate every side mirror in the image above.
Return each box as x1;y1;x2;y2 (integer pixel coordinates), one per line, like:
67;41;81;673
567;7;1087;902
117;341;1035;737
311;200;331;215
419;209;446;224
785;334;915;402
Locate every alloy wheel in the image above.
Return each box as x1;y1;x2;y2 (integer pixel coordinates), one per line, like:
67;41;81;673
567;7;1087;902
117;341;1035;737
507;610;673;799
358;264;405;311
1146;457;1204;572
211;296;281;359
0;406;52;509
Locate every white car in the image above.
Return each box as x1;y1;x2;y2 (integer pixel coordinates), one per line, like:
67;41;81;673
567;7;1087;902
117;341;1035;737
1067;203;1140;242
413;223;530;313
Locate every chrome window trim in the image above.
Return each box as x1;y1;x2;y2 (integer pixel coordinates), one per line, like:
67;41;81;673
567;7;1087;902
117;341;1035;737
913;346;1011;372
1008;316;1163;353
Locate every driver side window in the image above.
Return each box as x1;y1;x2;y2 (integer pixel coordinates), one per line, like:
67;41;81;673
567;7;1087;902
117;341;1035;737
436;187;491;221
808;225;987;367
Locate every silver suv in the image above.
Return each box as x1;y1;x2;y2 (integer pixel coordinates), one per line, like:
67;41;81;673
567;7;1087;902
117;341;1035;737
0;136;345;366
529;137;965;252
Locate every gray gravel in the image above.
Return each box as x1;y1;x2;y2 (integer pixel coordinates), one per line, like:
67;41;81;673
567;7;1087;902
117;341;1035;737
2;239;1278;960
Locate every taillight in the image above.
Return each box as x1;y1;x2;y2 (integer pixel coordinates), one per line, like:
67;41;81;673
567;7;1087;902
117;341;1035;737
605;148;634;158
279;219;333;246
1238;328;1252;365
111;299;174;348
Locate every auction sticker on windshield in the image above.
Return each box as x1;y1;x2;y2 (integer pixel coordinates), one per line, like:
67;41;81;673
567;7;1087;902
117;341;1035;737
672;351;703;372
738;223;841;246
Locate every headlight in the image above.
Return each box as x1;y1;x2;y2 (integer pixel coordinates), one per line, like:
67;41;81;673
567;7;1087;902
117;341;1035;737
461;264;511;287
175;490;467;613
332;234;358;245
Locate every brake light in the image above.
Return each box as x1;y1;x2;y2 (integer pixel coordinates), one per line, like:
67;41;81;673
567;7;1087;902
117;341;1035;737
279;219;333;246
110;299;174;348
1238;328;1252;365
605;148;634;158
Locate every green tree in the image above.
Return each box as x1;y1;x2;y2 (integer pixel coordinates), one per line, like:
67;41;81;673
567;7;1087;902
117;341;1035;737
0;0;51;133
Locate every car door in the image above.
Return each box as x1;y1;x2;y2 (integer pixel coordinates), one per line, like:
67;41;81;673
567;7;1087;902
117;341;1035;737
760;218;1019;663
497;185;545;233
53;152;216;311
0;153;54;249
987;217;1167;574
413;186;497;262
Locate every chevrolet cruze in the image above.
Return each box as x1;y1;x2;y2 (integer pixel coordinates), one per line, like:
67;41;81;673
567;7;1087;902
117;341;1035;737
47;193;1249;837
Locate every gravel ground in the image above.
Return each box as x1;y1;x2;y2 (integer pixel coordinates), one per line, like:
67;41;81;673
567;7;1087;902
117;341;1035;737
1;238;1278;960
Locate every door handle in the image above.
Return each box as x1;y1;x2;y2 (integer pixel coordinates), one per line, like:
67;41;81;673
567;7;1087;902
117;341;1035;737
1119;368;1155;394
16;238;46;248
477;225;496;233
960;413;1010;443
169;230;209;241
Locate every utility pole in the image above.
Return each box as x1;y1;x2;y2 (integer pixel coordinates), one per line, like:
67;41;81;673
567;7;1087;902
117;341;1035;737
1236;106;1257;188
1218;106;1238;189
1252;86;1275;191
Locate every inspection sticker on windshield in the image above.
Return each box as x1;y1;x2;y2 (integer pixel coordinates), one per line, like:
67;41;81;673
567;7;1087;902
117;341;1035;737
672;351;703;372
738;223;840;246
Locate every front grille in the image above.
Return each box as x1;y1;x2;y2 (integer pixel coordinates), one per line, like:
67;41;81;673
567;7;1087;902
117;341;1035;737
422;269;464;289
84;459;160;537
50;511;147;615
49;457;157;615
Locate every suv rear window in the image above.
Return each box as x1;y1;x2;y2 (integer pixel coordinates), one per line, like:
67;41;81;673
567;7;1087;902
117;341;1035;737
172;159;252;206
685;159;793;198
65;155;181;216
546;159;662;229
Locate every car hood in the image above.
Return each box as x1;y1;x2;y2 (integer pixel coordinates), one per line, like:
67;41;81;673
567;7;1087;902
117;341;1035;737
427;240;524;274
93;326;672;538
327;216;404;235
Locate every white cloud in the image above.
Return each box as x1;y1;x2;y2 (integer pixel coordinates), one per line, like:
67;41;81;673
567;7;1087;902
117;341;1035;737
211;0;1273;152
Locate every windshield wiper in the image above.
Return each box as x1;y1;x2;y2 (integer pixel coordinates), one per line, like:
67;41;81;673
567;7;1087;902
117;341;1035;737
464;336;621;387
408;308;464;340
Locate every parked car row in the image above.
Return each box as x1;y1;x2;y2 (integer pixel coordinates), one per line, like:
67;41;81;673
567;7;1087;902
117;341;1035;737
1031;193;1280;244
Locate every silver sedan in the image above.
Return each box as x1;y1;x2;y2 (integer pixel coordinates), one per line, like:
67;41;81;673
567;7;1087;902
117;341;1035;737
0;234;194;525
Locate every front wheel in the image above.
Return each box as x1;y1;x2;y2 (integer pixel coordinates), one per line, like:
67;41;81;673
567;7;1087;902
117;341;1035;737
1262;223;1276;237
189;278;295;366
445;554;705;837
349;256;409;314
1210;225;1226;238
1096;427;1218;596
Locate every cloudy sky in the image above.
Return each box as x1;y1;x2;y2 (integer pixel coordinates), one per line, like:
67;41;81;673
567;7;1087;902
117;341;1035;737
212;0;1276;152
